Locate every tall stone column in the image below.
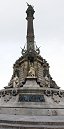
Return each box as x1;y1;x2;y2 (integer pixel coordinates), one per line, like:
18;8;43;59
26;4;35;51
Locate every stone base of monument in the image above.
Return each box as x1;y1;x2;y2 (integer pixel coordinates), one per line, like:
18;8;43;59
0;115;64;129
0;77;64;128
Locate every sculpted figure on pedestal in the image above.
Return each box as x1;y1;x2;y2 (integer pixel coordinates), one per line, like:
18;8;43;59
28;63;35;77
45;75;50;87
12;74;19;88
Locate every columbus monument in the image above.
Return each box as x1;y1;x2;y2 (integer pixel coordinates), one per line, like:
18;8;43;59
0;4;64;129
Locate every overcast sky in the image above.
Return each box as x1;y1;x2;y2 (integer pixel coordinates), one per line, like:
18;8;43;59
0;0;64;90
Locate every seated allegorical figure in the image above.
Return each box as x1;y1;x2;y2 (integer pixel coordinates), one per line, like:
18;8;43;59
28;65;35;77
12;74;19;88
45;75;50;87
